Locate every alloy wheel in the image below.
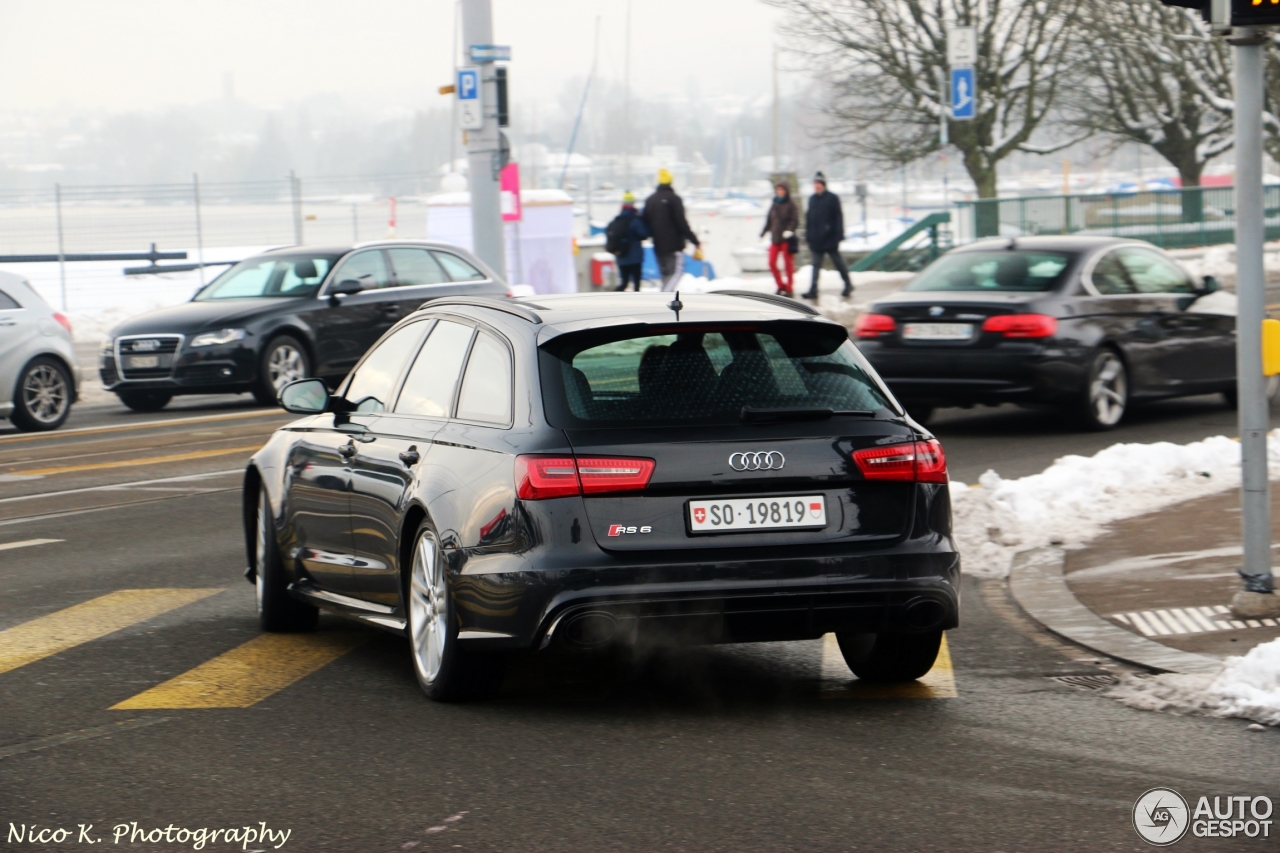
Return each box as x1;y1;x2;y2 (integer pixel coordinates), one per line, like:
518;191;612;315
22;363;69;425
266;344;306;392
409;532;448;684
1089;352;1127;426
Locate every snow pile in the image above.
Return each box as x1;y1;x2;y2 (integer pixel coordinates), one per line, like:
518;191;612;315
951;432;1280;579
1107;638;1280;727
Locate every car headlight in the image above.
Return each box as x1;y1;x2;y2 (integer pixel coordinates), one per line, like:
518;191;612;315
190;328;248;347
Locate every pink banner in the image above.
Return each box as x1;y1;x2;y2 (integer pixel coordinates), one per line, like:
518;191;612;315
500;163;522;222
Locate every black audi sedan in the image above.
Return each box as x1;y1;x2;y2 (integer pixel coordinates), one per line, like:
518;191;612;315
244;292;959;700
854;236;1237;429
100;241;506;411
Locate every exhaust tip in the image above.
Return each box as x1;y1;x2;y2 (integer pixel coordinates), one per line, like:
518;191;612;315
562;611;620;648
904;599;948;631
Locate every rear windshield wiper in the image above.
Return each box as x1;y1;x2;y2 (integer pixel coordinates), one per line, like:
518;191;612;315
740;406;876;423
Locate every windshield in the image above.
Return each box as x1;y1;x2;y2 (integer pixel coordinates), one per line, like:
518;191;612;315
905;250;1076;293
540;324;896;427
194;253;339;300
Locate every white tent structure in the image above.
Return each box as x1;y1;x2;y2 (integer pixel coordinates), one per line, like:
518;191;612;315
425;189;576;295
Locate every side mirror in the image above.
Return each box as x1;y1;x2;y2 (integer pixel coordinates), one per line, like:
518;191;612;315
1200;275;1220;295
278;378;330;414
327;278;364;306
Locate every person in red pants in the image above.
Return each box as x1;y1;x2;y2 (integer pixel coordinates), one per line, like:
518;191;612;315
761;182;799;295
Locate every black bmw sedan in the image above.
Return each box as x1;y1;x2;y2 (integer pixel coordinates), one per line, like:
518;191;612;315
244;292;959;700
100;241;506;411
854;236;1238;429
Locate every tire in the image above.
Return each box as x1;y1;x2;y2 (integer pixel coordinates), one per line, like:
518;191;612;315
1077;349;1127;430
406;520;504;701
255;486;318;632
116;389;172;412
254;335;310;406
11;356;73;431
836;629;943;683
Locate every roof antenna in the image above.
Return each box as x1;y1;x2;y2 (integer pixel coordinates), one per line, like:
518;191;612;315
668;289;683;320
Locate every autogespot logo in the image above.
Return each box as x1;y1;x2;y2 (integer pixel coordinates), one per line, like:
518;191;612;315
728;451;785;471
1133;788;1190;846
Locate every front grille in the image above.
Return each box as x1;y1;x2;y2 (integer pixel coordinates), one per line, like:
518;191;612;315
116;335;183;380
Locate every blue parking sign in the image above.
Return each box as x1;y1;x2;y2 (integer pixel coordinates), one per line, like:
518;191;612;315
457;68;479;101
951;68;975;121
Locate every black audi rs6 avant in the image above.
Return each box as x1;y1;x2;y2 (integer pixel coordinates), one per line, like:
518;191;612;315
244;292;958;700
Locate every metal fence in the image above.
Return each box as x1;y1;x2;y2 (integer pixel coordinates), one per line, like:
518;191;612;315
955;184;1280;249
0;172;450;313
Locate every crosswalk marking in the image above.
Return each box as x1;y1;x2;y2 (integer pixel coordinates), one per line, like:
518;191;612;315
0;538;62;552
1112;606;1280;637
820;633;957;699
110;631;369;710
0;589;222;675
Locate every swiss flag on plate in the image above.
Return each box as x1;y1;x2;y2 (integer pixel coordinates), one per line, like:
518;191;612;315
693;507;706;523
810;502;823;514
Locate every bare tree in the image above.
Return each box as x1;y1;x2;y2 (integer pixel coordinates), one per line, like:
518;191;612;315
1069;0;1231;220
766;0;1079;207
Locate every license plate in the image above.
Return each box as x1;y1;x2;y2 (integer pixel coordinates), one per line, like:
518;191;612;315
688;495;826;533
902;322;974;341
126;355;160;368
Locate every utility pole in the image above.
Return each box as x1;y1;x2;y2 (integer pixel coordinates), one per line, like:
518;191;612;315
623;0;632;190
772;47;780;174
1229;24;1279;618
461;0;507;280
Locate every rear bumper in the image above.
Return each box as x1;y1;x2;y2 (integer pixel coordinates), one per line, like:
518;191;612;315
862;342;1088;406
451;548;961;650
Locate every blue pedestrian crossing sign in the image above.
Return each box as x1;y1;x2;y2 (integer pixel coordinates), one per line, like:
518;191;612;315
951;68;975;121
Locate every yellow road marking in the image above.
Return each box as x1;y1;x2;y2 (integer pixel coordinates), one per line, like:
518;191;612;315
0;589;222;676
0;538;62;552
111;631;369;709
10;445;262;477
0;409;286;445
820;632;957;699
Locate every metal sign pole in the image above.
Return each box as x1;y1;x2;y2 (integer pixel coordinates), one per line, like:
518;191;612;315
460;0;507;280
1230;26;1280;617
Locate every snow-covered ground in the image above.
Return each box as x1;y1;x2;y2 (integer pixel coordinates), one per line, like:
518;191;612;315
950;432;1280;580
1108;638;1280;727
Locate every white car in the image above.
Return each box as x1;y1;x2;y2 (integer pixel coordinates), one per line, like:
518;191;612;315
0;272;80;431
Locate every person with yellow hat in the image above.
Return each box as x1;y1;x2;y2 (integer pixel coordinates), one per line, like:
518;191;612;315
642;168;701;291
604;190;650;291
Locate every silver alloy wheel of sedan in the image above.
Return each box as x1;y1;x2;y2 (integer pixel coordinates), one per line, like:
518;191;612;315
1089;351;1127;427
409;531;449;684
21;362;70;425
266;342;307;392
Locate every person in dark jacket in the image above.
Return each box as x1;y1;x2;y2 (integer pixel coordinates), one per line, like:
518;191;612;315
761;182;800;296
608;191;651;291
804;171;852;299
642;168;701;291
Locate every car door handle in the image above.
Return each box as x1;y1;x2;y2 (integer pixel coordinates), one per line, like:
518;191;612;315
381;304;401;314
399;446;420;467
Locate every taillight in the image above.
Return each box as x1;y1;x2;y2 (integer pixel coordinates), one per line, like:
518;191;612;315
576;457;655;494
514;456;580;500
52;312;72;335
854;313;897;339
852;439;948;484
514;455;655;500
981;313;1057;339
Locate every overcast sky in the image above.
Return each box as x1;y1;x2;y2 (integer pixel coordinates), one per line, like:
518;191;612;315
0;0;788;114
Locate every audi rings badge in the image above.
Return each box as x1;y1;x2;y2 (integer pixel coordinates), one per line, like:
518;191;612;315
728;451;786;471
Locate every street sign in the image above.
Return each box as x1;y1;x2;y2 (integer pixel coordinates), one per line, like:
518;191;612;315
457;67;483;131
951;68;976;121
469;44;511;62
947;26;977;69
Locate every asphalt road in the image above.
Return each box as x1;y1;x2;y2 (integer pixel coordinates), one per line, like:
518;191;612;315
1;398;1278;851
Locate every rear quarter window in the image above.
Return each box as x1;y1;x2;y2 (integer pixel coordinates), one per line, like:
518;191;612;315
0;289;20;309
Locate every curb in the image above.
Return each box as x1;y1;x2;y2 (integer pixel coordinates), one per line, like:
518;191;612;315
1007;547;1223;675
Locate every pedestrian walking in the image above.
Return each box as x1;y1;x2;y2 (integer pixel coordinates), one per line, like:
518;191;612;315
761;182;799;296
642;168;701;291
804;171;853;300
605;191;650;291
